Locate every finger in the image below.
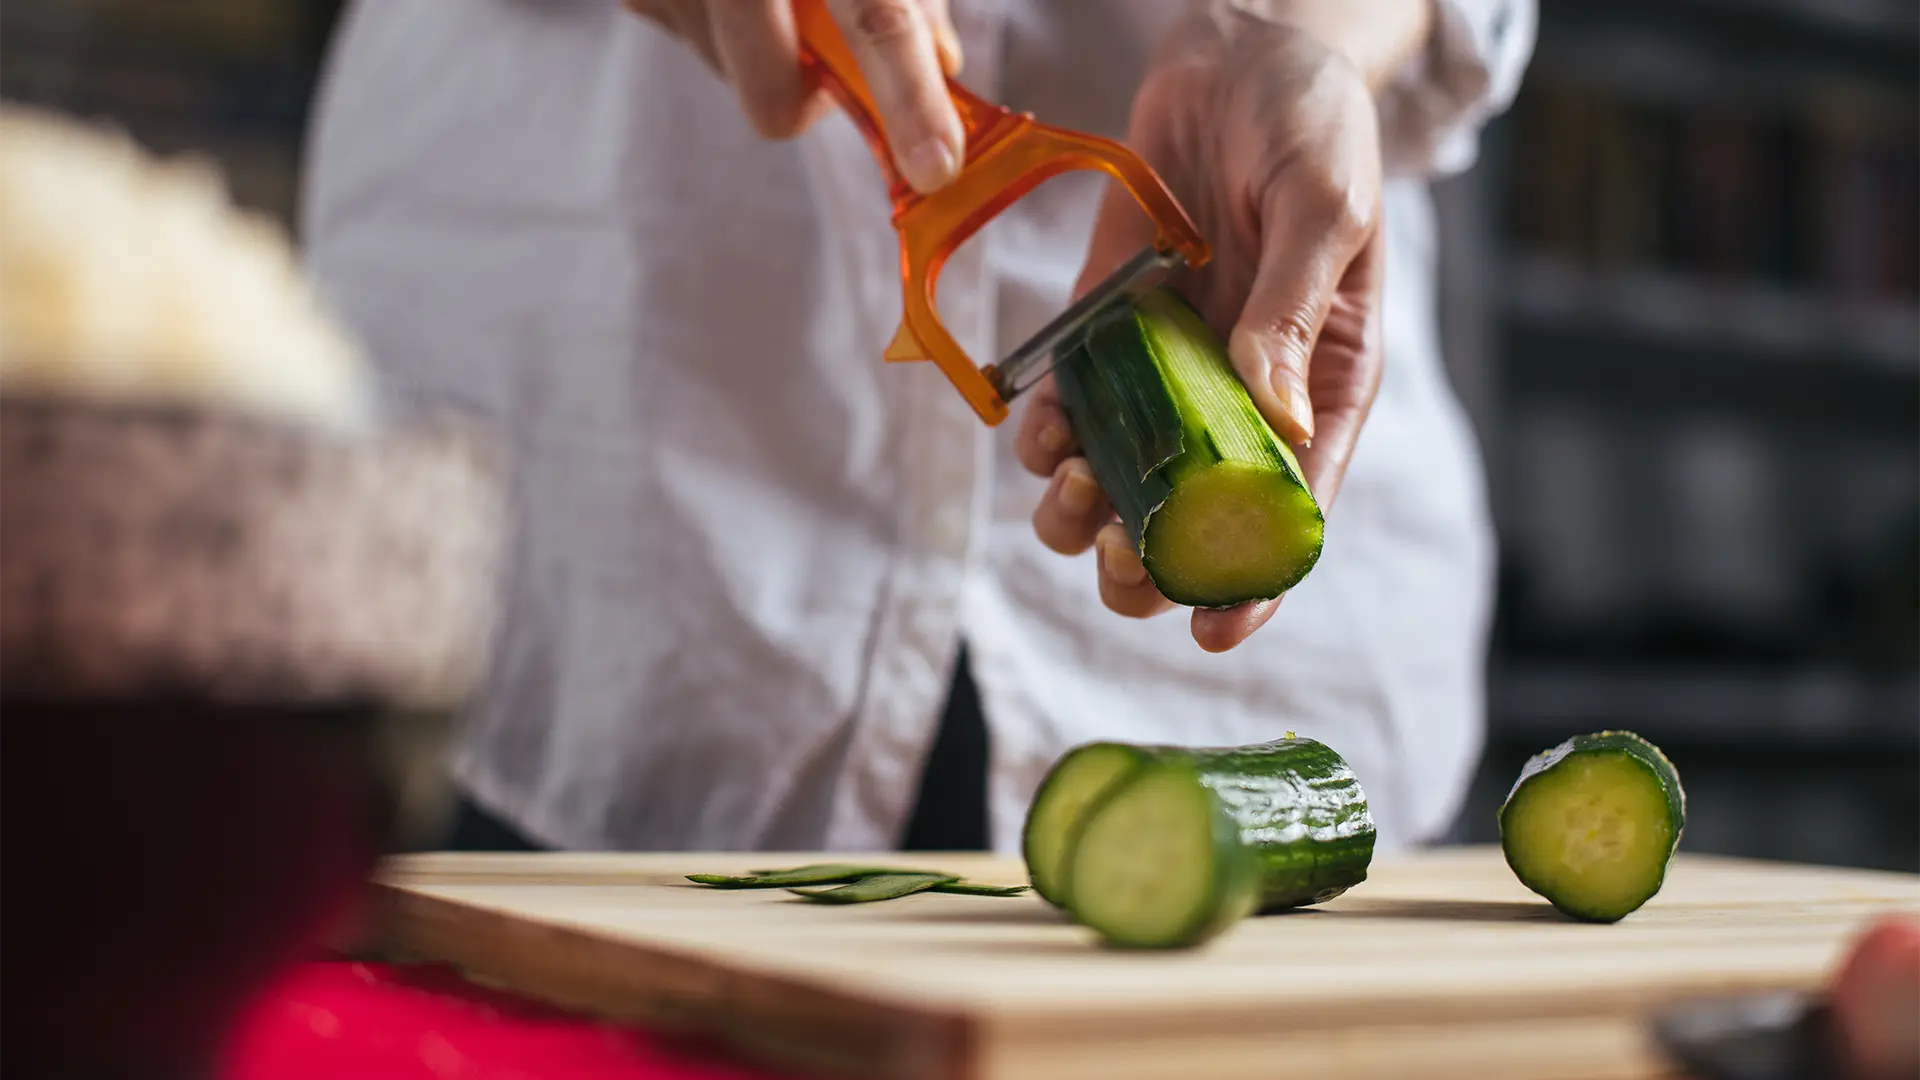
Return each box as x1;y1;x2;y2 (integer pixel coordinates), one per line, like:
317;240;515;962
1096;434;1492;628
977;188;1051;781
1292;226;1385;510
826;0;964;193
1032;457;1110;556
915;0;965;76
1226;180;1375;447
1831;917;1920;1080
1095;524;1176;619
707;0;822;137
1191;599;1279;653
1014;376;1078;478
1187;230;1385;654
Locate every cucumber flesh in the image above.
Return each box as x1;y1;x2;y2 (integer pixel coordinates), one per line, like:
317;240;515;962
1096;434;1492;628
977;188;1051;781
1500;730;1686;923
1021;742;1151;908
1145;462;1323;608
1063;761;1259;949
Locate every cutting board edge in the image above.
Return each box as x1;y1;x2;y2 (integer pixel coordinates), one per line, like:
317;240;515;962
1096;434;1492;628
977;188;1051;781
361;882;983;1080
970;1010;1686;1080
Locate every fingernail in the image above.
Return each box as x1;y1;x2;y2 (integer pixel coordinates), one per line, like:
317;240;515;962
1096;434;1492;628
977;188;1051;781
1059;465;1098;515
1270;368;1315;442
1038;419;1070;454
901;137;958;193
1098;531;1148;586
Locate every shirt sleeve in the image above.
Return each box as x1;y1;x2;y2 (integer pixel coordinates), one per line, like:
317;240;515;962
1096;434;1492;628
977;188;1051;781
1377;0;1537;179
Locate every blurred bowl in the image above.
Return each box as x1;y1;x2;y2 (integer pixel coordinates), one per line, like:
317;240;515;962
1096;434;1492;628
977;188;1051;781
0;394;505;1079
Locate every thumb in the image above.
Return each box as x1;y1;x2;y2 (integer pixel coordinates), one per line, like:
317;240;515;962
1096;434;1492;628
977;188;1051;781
1226;197;1369;447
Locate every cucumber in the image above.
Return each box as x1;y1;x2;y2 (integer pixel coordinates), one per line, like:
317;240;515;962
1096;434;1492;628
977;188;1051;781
1052;287;1324;609
1059;737;1377;949
1499;730;1687;923
1021;741;1154;908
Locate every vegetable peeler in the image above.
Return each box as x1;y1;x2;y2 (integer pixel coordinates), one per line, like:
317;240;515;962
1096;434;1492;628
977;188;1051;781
792;0;1211;426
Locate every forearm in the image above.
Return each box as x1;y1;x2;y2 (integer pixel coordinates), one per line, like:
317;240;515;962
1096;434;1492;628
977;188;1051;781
1218;0;1434;93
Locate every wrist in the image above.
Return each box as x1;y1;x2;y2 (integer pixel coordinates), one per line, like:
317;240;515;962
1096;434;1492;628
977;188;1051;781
1213;0;1434;94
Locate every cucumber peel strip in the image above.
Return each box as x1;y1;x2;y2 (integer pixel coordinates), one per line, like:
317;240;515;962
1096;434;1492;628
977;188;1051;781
786;873;959;903
689;864;1031;901
686;864;915;888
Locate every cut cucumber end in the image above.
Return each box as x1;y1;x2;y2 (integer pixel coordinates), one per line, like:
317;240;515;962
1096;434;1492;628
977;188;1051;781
1063;762;1256;949
1022;742;1149;908
1143;462;1323;608
1502;750;1679;922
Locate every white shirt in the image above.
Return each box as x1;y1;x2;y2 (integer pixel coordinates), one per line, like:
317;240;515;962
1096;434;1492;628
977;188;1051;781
301;0;1534;854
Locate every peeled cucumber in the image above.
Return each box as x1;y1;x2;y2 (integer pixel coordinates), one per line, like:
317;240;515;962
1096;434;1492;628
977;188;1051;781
1499;730;1687;922
1052;288;1324;608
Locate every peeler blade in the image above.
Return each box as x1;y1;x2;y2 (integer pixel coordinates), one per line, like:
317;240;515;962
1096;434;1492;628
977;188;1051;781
986;245;1187;403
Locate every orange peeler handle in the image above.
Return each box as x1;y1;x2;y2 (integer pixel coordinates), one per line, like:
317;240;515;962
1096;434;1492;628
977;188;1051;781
791;0;1210;426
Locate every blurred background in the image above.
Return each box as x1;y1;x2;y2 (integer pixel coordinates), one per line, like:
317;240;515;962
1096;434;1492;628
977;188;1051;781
4;0;1914;871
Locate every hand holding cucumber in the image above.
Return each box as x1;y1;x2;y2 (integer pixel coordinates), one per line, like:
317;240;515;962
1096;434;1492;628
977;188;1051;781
1017;5;1421;651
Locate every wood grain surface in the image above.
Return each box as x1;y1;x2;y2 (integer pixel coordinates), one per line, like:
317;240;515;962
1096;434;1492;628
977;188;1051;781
369;848;1920;1080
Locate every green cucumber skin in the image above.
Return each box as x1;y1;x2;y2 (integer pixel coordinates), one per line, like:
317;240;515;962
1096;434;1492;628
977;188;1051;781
787;873;958;904
931;882;1032;897
690;864;921;888
1172;739;1378;911
1499;730;1687;923
1021;741;1154;909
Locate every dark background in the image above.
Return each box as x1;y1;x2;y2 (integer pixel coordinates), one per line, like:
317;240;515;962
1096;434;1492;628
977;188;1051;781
5;0;1914;871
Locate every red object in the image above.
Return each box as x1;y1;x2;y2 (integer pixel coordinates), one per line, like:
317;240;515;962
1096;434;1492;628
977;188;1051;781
0;704;388;1079
219;962;793;1080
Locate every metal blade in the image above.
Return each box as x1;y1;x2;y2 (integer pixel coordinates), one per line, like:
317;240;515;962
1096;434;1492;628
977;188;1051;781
986;245;1185;402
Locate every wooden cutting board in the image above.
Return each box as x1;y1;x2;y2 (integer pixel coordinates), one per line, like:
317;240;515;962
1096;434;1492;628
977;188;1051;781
368;848;1919;1080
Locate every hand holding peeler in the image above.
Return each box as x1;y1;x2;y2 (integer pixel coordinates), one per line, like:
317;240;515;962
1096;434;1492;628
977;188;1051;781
792;0;1211;426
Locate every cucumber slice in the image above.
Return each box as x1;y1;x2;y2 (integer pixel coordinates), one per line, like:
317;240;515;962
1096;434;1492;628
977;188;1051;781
1053;288;1324;609
1059;736;1377;949
1021;741;1153;908
1499;730;1687;923
1063;760;1261;949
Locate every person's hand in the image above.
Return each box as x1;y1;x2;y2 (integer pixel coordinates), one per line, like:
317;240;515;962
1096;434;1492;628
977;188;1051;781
622;0;967;193
1016;3;1425;653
